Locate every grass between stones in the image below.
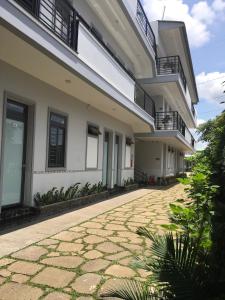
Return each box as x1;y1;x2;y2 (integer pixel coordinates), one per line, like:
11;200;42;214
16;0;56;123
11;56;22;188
0;186;185;299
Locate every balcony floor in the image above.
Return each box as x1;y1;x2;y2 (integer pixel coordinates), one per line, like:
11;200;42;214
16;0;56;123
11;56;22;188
138;75;196;128
135;130;194;152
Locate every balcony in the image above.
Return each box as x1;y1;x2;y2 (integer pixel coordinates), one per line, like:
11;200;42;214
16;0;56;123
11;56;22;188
136;0;157;56
155;111;194;148
12;0;157;121
135;84;156;119
156;56;187;91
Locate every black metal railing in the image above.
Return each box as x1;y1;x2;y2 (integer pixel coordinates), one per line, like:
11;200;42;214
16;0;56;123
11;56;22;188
156;56;187;91
191;136;195;148
137;0;157;56
191;103;196;118
155;111;185;135
15;0;79;51
15;0;156;120
155;111;195;147
135;84;156;118
14;0;136;80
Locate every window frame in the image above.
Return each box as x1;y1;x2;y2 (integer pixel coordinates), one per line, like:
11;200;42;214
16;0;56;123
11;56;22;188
85;123;100;170
124;136;133;169
46;109;68;171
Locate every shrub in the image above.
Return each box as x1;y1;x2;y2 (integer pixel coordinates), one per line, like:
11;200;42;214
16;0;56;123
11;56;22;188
34;181;106;206
124;177;135;186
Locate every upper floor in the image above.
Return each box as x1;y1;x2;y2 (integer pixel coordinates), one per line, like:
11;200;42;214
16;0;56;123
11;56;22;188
0;0;197;146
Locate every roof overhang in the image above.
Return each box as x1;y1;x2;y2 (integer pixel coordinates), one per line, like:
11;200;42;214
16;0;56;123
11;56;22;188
85;0;156;79
0;2;155;133
139;75;197;128
135;130;195;153
157;21;199;104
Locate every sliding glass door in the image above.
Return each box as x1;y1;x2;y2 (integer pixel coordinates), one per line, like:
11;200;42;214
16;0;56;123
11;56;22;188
1;100;27;207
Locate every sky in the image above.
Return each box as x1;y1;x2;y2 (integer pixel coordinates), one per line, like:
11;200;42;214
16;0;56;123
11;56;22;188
142;0;225;150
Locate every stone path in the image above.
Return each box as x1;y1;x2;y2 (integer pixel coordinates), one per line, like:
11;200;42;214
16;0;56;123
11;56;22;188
0;184;186;299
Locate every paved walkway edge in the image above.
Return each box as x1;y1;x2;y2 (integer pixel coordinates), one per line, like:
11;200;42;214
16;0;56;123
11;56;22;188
0;189;152;258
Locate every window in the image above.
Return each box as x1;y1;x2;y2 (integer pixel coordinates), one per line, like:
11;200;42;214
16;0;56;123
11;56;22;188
48;112;67;168
125;137;133;168
86;124;101;169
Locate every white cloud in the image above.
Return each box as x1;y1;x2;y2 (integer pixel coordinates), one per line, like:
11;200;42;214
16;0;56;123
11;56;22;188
196;140;208;151
213;0;225;11
197;118;206;126
190;119;207;151
196;71;225;103
142;0;225;48
191;1;215;24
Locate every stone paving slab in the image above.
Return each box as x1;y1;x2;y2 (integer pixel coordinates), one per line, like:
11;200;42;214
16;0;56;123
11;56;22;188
0;189;151;257
0;184;187;299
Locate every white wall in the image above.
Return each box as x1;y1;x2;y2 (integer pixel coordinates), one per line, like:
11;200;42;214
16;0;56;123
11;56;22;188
135;140;184;178
125;0;138;15
73;0;135;74
78;24;135;101
0;61;134;203
135;141;163;178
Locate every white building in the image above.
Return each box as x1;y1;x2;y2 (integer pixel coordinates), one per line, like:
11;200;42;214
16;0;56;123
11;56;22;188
0;0;197;212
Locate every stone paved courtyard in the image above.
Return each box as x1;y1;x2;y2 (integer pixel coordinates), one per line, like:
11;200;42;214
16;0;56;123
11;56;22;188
0;184;186;300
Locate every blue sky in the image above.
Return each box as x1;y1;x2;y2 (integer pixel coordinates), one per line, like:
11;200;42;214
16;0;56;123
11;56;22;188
142;0;225;150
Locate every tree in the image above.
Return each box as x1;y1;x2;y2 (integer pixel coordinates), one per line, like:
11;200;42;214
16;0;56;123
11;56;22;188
198;112;225;202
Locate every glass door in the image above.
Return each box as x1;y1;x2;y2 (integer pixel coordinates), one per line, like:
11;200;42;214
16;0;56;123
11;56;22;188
1;100;27;207
113;135;120;186
102;132;109;187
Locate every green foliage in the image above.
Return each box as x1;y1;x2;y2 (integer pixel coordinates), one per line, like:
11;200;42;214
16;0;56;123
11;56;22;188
101;280;161;300
103;111;225;300
102;227;225;300
34;181;106;206
198;112;225;201
163;159;219;250
124;177;135;186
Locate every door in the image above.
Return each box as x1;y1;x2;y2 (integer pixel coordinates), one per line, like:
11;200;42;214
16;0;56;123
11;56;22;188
1;100;27;207
113;135;121;186
103;132;109;187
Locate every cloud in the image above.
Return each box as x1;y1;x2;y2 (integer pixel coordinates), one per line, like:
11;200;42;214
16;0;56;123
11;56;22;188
196;71;225;103
191;1;215;25
196;140;207;151
197;118;206;126
213;0;225;11
142;0;225;48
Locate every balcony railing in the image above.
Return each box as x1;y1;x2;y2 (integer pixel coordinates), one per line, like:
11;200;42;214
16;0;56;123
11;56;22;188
15;0;79;50
136;0;157;56
14;0;157;119
135;84;156;118
156;56;187;91
191;103;196;118
14;0;135;80
155;111;195;148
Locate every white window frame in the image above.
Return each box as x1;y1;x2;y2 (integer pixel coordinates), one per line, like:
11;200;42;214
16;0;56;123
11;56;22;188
86;123;100;170
125;137;133;169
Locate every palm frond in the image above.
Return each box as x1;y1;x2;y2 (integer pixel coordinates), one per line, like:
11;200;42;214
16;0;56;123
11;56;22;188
137;227;210;299
100;280;162;300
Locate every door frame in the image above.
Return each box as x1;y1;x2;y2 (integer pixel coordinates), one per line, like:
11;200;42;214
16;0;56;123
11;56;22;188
102;128;113;189
0;92;35;211
114;132;122;186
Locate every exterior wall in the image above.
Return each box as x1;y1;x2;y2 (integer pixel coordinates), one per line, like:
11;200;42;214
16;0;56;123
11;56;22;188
73;0;135;74
135;140;185;179
135;141;164;178
77;23;135;101
124;0;138;15
0;61;134;207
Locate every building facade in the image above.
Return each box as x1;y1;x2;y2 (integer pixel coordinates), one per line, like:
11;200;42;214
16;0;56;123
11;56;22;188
0;0;197;211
